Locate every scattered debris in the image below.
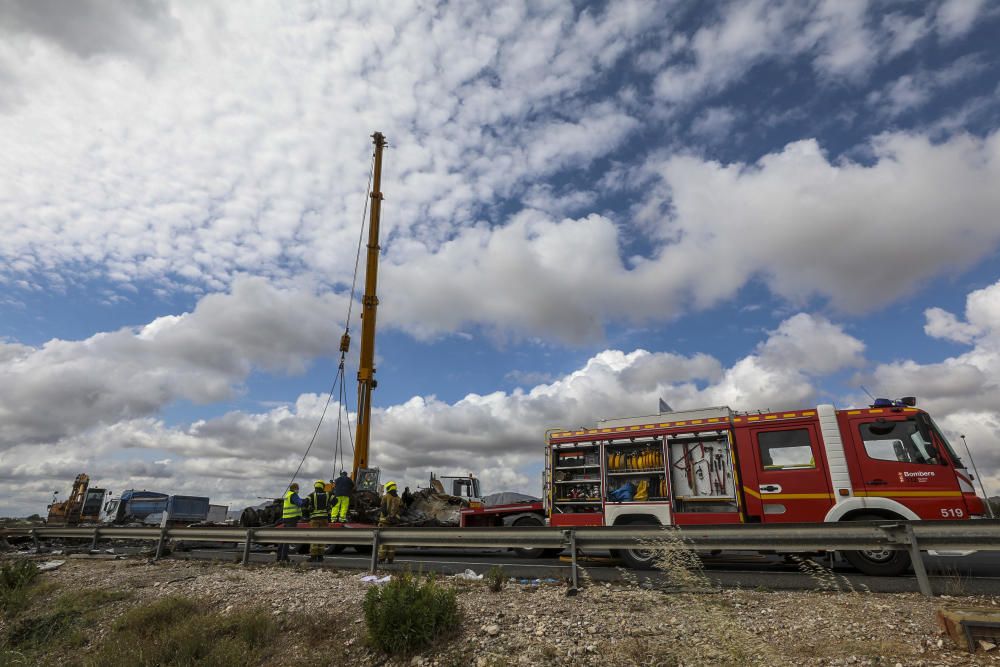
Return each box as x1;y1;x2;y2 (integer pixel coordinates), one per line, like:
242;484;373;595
360;575;392;584
69;553;122;560
937;606;1000;652
453;569;483;581
36;560;65;572
403;487;467;526
516;577;560;586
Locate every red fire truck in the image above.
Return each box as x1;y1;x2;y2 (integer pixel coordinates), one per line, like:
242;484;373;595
543;398;986;575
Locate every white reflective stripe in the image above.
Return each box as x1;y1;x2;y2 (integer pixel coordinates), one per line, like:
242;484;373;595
816;404;852;504
955;469;976;493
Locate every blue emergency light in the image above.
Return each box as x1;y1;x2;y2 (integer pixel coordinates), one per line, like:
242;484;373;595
871;397;917;408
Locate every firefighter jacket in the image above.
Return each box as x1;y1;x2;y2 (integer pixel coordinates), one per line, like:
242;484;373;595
282;490;304;519
305;490;330;519
379;492;403;524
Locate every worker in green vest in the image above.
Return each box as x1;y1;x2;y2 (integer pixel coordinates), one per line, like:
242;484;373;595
276;482;305;562
305;480;330;562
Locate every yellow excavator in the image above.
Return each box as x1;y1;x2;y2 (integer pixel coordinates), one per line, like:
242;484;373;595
46;473;106;525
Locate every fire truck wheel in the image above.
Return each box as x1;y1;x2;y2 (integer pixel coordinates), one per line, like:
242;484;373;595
353;545;373;554
614;546;658;569
511;516;561;558
325;545;346;555
841;515;912;576
611;519;661;569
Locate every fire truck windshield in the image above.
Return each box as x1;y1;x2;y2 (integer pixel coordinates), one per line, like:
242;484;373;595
922;414;965;468
860;418;939;465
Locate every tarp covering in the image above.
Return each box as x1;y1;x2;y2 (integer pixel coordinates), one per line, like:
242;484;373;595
483;492;539;507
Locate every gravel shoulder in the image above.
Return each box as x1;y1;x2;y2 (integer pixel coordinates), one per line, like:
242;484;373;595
4;557;1000;666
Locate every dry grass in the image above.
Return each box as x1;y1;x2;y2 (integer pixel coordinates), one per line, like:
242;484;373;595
787;554;870;593
616;528;780;665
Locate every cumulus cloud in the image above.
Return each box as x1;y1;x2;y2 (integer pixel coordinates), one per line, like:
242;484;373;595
0;311;864;515
382;131;1000;341
868;55;988;118
0;277;347;448
936;0;987;40
689;106;737;141
1;2;998;516
864;279;1000;494
640;130;1000;314
1;2;996;346
0;1;177;60
651;0;944;107
0;1;655;293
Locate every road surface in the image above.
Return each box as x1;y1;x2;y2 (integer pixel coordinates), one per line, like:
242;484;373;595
173;546;1000;595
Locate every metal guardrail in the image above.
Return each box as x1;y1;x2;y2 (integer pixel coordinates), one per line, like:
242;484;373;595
3;520;999;597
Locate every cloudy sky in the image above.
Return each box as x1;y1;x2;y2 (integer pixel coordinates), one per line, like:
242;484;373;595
2;0;999;517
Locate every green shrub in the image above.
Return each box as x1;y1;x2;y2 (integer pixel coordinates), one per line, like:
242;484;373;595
363;572;460;656
0;560;39;616
4;588;130;652
486;565;505;593
88;598;277;667
0;560;38;592
111;595;200;637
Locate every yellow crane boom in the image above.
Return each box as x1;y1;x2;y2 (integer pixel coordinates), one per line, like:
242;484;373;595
351;131;387;480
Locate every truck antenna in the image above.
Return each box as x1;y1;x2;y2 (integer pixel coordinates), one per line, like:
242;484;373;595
859;385;875;401
960;434;995;518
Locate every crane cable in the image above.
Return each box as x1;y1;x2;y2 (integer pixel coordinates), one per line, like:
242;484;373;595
284;149;376;494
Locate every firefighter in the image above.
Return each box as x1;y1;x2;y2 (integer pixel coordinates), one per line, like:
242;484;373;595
331;470;354;523
305;480;330;562
377;480;402;564
277;482;305;562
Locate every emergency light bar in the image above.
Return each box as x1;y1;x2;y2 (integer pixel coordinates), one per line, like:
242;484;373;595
871;396;917;408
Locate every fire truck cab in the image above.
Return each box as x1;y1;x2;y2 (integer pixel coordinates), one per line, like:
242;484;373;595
546;400;985;575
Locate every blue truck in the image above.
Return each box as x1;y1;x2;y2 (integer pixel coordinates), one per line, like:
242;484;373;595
101;490;210;525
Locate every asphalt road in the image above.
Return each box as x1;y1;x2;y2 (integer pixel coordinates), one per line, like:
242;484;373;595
173;547;1000;596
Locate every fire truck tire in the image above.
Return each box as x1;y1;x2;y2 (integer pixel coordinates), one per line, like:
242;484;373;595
511;516;561;558
840;515;912;576
324;545;346;555
611;518;660;569
354;545;373;554
614;546;658;569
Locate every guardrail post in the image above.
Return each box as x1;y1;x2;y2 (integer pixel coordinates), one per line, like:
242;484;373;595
90;528;100;552
31;528;40;554
905;524;934;598
154;527;168;561
241;529;254;566
370;529;381;573
568;530;579;593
